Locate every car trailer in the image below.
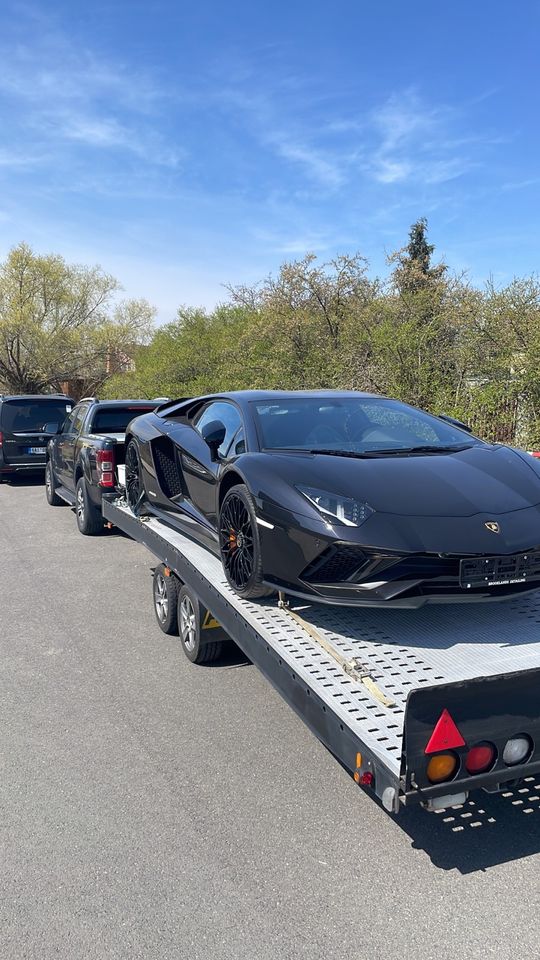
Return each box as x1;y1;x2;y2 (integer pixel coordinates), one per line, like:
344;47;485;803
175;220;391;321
103;494;540;815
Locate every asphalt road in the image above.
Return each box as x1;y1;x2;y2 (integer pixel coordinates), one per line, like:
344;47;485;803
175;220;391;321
1;478;540;960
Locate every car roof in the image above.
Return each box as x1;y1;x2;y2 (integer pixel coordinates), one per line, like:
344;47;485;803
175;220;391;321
0;394;72;401
85;399;157;406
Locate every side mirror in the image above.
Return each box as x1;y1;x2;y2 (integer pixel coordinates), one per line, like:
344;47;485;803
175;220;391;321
201;419;226;460
438;414;472;434
43;422;60;434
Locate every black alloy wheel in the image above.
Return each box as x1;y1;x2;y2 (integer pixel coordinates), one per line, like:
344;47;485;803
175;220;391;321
125;440;145;513
219;484;274;600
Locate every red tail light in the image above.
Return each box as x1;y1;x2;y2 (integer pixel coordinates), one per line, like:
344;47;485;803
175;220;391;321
465;742;496;774
0;431;3;447
96;447;115;487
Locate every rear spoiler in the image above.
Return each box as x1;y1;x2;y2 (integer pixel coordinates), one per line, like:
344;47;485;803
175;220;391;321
401;667;540;801
154;397;191;416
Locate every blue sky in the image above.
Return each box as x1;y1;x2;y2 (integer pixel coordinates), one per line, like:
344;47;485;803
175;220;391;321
0;1;539;322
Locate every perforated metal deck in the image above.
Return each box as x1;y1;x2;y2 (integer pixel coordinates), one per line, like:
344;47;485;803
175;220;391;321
105;501;540;781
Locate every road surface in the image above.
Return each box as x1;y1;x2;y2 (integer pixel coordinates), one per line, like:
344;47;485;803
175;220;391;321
1;478;540;959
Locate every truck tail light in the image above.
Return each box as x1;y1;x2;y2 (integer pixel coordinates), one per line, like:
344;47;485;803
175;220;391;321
97;448;115;488
0;431;3;447
465;741;496;774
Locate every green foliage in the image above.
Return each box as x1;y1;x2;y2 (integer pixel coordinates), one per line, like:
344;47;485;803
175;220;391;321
0;243;154;395
11;226;540;450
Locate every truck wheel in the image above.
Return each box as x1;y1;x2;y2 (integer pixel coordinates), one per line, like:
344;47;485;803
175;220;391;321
76;476;103;536
178;584;226;664
45;460;64;506
153;564;180;635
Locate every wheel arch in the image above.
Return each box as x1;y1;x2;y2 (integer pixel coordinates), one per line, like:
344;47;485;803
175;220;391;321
218;469;245;508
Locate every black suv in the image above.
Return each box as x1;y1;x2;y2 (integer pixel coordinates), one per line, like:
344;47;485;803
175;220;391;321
0;394;73;481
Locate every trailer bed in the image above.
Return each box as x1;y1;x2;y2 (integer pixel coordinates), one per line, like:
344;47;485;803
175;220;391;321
103;497;540;809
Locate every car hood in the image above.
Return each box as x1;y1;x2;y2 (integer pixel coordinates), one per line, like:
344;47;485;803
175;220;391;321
256;445;540;518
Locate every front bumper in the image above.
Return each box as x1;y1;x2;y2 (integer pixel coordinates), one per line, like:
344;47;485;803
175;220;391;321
258;518;540;607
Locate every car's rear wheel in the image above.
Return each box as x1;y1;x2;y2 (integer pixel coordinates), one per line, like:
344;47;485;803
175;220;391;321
219;484;274;600
45;460;64;506
76;476;103;536
125;440;145;513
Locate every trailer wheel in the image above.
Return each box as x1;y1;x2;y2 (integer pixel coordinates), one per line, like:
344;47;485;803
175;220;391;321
153;564;180;635
178;584;225;664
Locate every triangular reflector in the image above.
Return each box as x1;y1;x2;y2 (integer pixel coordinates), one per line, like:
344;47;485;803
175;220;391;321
424;709;465;754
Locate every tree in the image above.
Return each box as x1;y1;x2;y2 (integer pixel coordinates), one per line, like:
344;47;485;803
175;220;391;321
0;243;154;395
390;217;446;294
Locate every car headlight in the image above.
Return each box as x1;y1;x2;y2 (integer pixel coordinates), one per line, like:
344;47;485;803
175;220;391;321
296;485;374;527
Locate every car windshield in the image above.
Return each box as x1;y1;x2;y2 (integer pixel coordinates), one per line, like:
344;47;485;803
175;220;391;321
1;398;72;433
252;397;481;453
90;406;156;434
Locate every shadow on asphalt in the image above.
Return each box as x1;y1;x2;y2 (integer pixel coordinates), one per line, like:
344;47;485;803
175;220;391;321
391;775;540;873
1;474;45;486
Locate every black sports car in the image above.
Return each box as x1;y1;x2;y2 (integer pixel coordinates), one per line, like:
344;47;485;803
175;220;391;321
124;390;540;607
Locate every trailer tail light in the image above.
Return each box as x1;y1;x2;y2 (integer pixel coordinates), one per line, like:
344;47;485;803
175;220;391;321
503;735;533;766
97;448;115;488
465;741;496;774
426;752;459;783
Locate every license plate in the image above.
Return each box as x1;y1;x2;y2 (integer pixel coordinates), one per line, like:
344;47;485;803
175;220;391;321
28;447;45;455
460;552;540;589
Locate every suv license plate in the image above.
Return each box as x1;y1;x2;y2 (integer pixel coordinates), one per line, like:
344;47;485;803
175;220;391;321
28;447;45;454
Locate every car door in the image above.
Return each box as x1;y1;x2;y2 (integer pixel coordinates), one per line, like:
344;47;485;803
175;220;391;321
60;404;88;490
53;406;77;484
181;400;243;525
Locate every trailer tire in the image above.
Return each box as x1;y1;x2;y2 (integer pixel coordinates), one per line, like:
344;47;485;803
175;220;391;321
75;476;103;536
45;460;64;506
153;564;180;635
178;584;224;664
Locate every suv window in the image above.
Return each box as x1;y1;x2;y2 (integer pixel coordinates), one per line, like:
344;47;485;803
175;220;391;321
194;401;243;457
0;398;72;433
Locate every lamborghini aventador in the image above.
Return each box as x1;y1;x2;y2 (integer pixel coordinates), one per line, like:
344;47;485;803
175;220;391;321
123;390;540;607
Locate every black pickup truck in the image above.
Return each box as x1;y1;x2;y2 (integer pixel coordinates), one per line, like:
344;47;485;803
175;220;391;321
45;398;158;534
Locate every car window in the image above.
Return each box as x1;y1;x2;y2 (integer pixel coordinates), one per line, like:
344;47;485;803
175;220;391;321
194;401;243;457
0;398;72;433
224;427;245;458
90;406;155;434
252;397;479;452
72;404;89;436
60;407;77;434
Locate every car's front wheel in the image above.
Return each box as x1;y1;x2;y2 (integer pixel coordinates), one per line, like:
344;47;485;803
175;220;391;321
219;484;274;600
